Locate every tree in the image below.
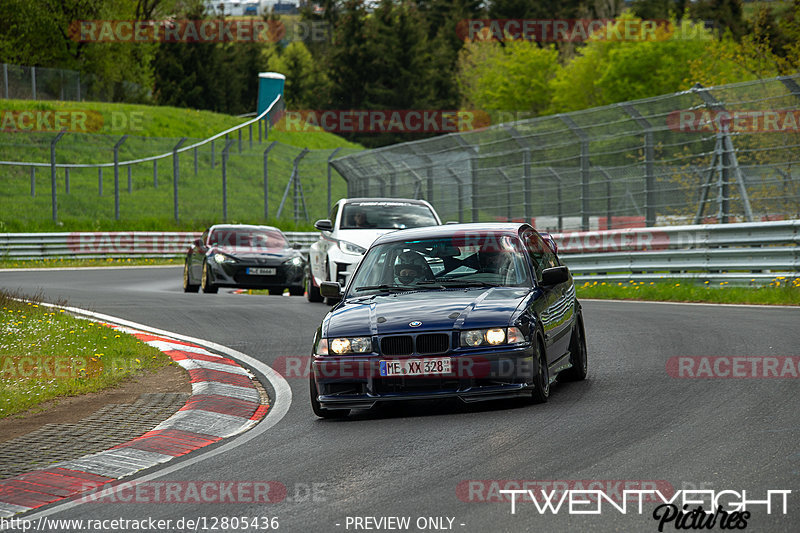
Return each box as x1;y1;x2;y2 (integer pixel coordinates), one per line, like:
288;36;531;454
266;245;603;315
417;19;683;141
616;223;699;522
548;15;713;113
267;41;328;109
457;39;559;115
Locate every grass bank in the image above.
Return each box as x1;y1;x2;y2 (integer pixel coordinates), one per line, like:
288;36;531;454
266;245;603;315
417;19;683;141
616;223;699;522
1;99;362;233
576;278;800;306
0;291;173;418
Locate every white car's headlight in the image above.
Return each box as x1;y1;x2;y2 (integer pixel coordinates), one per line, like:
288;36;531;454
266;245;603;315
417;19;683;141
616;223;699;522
329;337;372;354
213;253;237;264
339;240;367;255
286;256;304;267
460;327;525;347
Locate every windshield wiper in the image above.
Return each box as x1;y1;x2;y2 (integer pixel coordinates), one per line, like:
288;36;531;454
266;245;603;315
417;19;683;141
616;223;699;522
425;280;500;288
355;284;418;292
355;282;446;292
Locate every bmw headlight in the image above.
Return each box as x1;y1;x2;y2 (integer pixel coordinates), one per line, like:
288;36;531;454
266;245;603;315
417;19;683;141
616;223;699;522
329;337;372;354
339;240;367;255
213;252;237;264
460;327;525;347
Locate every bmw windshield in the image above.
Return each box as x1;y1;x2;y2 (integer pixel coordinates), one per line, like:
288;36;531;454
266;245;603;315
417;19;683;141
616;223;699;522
346;235;532;297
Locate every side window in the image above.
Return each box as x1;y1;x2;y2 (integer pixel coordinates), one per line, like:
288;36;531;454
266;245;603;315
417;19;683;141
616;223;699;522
524;232;558;281
329;204;340;228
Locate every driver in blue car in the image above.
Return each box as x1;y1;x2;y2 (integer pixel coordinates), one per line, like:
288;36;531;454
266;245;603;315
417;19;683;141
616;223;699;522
394;251;432;284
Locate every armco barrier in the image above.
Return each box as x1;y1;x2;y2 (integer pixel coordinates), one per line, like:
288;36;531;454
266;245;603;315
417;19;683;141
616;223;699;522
1;221;798;284
551;219;800;284
0;232;319;260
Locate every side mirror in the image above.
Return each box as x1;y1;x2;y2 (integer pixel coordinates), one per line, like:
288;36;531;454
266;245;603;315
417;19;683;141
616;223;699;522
291;242;303;250
320;281;341;298
540;266;569;286
314;219;333;232
192;238;203;248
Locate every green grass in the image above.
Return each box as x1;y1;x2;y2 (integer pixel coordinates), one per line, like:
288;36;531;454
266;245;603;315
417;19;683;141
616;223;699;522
576;277;800;306
0;291;174;418
0;100;363;233
0;257;181;269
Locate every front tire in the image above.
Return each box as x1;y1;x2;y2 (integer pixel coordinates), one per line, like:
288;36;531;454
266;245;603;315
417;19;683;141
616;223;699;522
530;339;550;404
305;267;324;302
201;261;218;294
559;313;588;382
310;375;349;419
183;260;199;293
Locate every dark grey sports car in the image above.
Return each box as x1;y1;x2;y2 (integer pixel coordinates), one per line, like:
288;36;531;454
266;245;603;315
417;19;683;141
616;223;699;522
183;224;306;295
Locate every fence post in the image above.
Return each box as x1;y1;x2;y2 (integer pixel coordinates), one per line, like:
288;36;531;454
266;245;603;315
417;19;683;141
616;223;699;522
113;135;128;221
454;135;479;222
30;167;35;197
560;115;590;231
98;167;103;196
31;66;36;100
327;147;342;213
222;139;235;221
238;129;242;154
127;166;132;193
446;169;464;223
194;146;198;176
173;138;187;222
263;141;277;220
622;103;656;227
65;168;70;194
503;126;532;223
598;167;613;230
249;123;253;149
50;131;66;222
153;160;158;188
258;119;262;144
546;167;564;232
498;170;513;222
3;63;8;99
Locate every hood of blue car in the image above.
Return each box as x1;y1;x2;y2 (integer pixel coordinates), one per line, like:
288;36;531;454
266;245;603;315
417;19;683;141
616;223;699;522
323;287;531;338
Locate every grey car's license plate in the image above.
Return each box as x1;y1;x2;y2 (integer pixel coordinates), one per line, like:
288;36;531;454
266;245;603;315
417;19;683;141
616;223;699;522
246;267;276;275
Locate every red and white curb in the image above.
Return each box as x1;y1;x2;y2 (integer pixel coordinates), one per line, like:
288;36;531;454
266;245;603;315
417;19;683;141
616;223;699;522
0;324;269;518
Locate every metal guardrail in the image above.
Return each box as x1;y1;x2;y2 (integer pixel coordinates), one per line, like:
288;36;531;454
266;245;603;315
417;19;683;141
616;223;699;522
1;221;798;284
0;231;319;260
551;220;800;284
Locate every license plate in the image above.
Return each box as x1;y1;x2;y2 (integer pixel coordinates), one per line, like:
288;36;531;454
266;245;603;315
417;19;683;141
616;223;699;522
379;357;452;377
246;267;276;276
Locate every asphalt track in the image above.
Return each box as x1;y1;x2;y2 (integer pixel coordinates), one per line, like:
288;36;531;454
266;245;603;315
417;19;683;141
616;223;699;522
1;266;798;532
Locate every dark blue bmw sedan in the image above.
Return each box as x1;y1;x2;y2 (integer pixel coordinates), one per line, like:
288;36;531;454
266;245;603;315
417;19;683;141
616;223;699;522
309;223;587;418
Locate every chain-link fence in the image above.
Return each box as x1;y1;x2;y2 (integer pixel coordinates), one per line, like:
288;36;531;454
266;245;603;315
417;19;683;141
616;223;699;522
1;62;149;102
331;75;800;231
0;96;361;228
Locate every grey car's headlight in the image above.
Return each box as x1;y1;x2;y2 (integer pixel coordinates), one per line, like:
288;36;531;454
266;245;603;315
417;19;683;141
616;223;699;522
339;240;367;255
285;256;304;267
213;252;237;264
329;337;372;354
460;327;524;347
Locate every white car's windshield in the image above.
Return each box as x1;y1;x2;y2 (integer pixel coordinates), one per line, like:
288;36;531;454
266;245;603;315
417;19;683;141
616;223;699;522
347;235;531;296
340;203;438;230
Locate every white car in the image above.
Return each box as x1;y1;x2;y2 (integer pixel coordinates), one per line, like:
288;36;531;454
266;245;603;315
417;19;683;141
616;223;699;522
305;198;442;302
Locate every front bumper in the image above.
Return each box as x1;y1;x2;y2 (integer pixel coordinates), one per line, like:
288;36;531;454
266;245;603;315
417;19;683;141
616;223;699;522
210;261;305;289
312;344;535;410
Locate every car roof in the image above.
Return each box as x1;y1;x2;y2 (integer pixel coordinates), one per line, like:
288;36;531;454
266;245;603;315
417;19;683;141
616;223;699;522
371;222;533;245
337;198;433;206
207;224;283;233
